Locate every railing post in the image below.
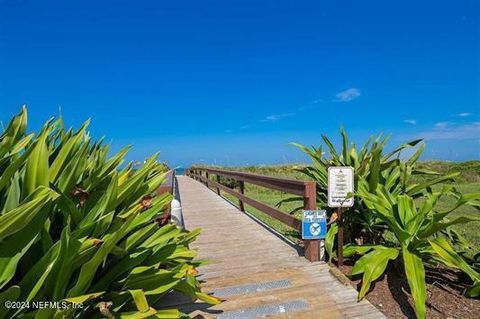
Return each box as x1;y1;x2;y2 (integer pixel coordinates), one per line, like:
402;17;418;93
238;181;245;212
205;171;209;188
303;181;320;262
216;175;221;195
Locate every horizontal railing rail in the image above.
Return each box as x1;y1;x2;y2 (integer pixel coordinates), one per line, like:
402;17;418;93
185;167;320;262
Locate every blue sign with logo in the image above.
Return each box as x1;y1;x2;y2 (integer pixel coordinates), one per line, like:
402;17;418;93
302;210;327;239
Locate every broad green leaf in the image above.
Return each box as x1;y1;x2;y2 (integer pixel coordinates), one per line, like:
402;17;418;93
57;143;88;194
92;248;151;292
18;241;61;301
419;216;480;239
396;195;416;227
343;244;377;258
1;172;21;214
0;106;27;158
49;119;90;182
322;134;339;160
129;289;150;313
141;224;181;249
26;257;56;302
340;126;349;165
52;184;83;226
124;268;179;295
117;154;159;205
429;236;479;282
406;172;460;196
144;244;177;266
195;292;222;305
49;228;82;300
0;210;45;289
355;247;398;300
325;222;338;263
182;228;202;245
466;282;480;298
167;245;197;260
24;131;49;195
402;248;426;319
384;139;423;159
368;147;381;192
0;146;33;192
123;223;158;252
68;214;136;297
10;133;34;155
407;143;425;165
0;186;57;241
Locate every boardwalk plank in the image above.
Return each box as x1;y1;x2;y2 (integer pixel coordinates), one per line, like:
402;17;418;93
177;176;386;319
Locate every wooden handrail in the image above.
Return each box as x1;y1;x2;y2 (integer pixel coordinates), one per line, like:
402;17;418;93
157;169;176;195
185;167;320;262
197;167;308;195
156;169;176;224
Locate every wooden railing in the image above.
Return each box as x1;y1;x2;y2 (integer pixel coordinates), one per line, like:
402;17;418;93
185;167;320;262
157;169;176;196
156;169;176;223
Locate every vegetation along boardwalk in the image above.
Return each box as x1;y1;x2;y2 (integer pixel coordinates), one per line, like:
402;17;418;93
175;176;386;319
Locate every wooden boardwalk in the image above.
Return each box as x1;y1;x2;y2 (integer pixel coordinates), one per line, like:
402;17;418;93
175;176;386;319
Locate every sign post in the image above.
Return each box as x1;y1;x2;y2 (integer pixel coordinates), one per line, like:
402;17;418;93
328;166;354;266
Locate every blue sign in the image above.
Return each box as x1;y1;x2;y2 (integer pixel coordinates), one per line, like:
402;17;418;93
302;210;327;239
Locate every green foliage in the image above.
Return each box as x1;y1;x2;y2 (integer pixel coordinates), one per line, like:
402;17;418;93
292;128;480;318
0;107;219;318
351;175;480;318
325;223;338;263
289;127;435;246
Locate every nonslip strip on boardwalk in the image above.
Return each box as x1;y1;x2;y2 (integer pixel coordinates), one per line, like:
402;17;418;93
212;279;292;298
216;299;308;319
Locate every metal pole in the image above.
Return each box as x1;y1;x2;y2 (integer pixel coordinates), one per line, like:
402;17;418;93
337;206;344;266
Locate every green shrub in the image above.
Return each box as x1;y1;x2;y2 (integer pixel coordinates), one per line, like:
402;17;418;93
292;128;480;318
289;128;439;253
0;107;219;318
351;180;480;318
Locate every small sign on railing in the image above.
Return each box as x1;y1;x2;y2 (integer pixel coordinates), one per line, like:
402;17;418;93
302;210;327;239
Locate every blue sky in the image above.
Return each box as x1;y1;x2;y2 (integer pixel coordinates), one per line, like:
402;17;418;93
1;0;479;167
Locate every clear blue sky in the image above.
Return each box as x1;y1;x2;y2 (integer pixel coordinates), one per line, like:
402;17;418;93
1;0;479;167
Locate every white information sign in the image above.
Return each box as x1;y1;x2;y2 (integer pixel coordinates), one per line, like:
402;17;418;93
328;166;354;207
